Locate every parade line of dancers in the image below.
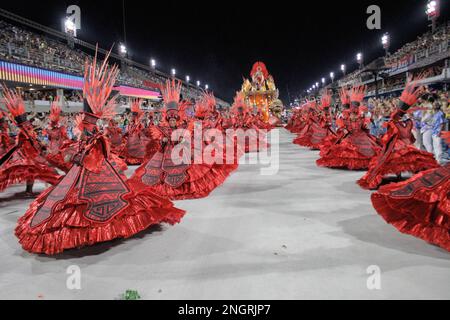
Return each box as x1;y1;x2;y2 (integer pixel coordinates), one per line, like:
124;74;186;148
287;75;449;252
0;51;449;255
0;52;270;255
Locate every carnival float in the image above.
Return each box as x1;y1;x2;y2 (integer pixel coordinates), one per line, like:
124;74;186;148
240;62;284;126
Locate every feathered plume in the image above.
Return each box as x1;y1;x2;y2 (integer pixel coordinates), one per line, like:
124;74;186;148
399;76;426;107
231;92;248;114
83;45;119;119
1;84;26;124
194;99;210;119
350;85;366;103
320;90;332;109
162;79;182;105
339;87;351;106
203;91;216;109
130;98;143;120
49;96;62;123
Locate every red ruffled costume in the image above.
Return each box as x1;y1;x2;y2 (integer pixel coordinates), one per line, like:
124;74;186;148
369;79;449;252
0;86;61;192
294;93;335;150
316;86;380;170
15;53;185;255
44;99;72;172
0;112;14;158
358;81;439;190
129;81;237;200
120;100;151;165
371;163;449;251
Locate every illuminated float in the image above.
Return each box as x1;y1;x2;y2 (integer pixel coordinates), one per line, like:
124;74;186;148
240;62;284;126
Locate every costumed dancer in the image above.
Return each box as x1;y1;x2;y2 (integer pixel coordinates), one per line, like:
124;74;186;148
0;85;60;195
129;80;237;200
0;111;13;158
370;131;449;252
44;98;72;172
295;91;335;150
105;118;124;155
358;79;439;190
15;52;185;255
230;92;269;153
121;99;150;165
293;100;318;147
316;86;381;170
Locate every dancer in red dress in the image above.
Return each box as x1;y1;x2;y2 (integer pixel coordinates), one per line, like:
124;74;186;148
0;86;60;195
44;98;72;172
129;80;237;200
15;53;185;255
230;92;269;153
0;111;13;158
105;118;124;155
358;80;439;190
293;100;319;147
316;86;381;170
294;92;335;150
121;99;150;165
370;131;449;252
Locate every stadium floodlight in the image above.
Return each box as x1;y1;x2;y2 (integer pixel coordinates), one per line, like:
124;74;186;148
341;64;346;73
357;52;363;68
330;72;335;81
322;77;326;84
313;85;316;89
119;44;127;57
171;68;176;76
186;75;190;83
197;80;201;87
382;33;390;55
205;84;209;90
357;53;362;62
426;0;439;17
150;59;156;68
426;0;440;32
64;18;76;36
316;82;319;88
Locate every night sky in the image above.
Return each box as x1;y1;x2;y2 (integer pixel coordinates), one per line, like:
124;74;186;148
1;0;449;103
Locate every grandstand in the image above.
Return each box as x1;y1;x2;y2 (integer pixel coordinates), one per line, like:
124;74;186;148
299;21;450;102
0;8;230;113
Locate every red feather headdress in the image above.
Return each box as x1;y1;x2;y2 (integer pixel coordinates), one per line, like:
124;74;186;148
231;92;248;115
83;46;119;122
49;97;62;123
1;84;27;125
130;98;143;120
250;62;269;79
162;79;183;121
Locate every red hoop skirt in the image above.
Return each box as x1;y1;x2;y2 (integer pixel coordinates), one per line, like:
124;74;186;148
0;137;60;191
358;143;439;190
15;137;185;255
371;164;450;251
316;130;380;170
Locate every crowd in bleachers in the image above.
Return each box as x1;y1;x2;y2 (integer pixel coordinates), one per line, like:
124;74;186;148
385;22;450;68
0;19;210;104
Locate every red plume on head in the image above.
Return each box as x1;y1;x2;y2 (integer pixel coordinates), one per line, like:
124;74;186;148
203;91;216;109
231;92;248;114
162;79;182;106
1;84;26;121
49;97;62;123
320;90;332;109
194;99;209;119
399;77;425;107
350;85;366;103
130;98;143;120
83;45;119;120
339;87;351;106
250;62;269;79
